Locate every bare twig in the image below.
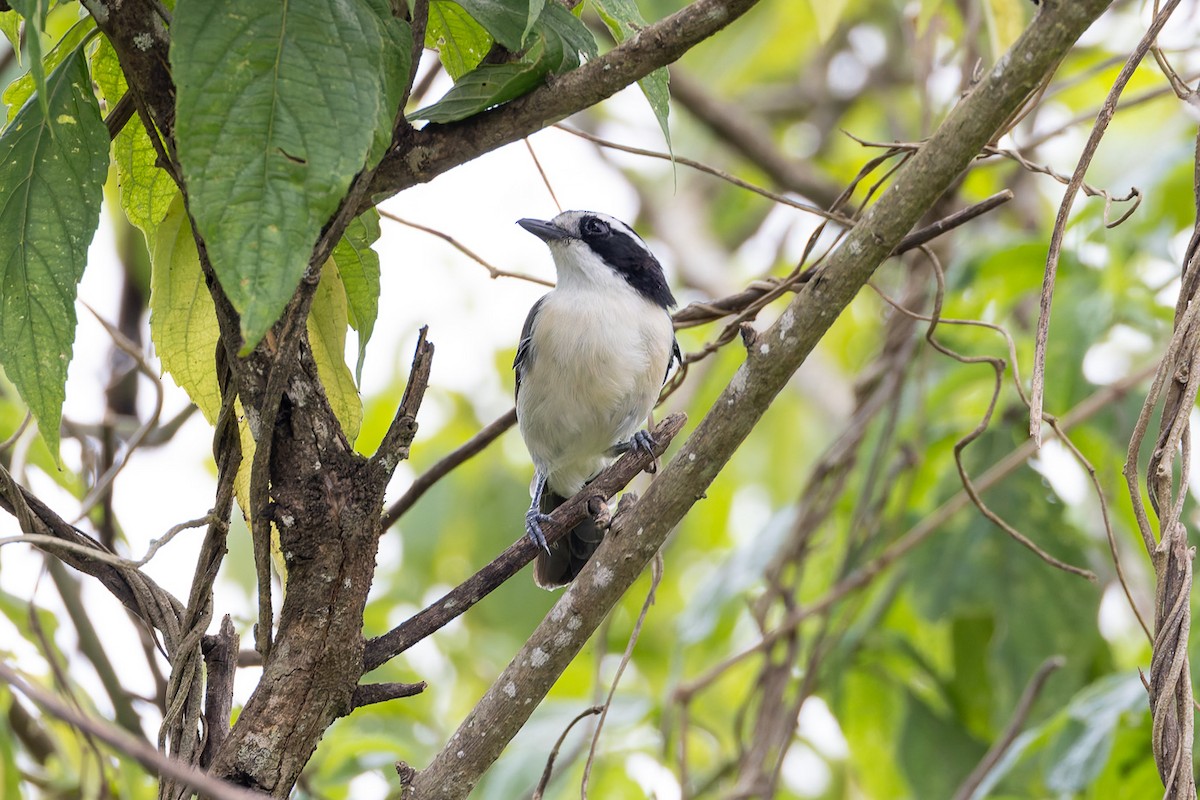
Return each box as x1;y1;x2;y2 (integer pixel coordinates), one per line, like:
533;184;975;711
581;554;663;799
379;210;554;287
200;615;238;768
1125;127;1200;799
0;662;271;800
525;138;563;213
362;413;686;674
674;364;1154;701
382;409;517;529
350;682;428;709
1030;0;1182;446
532;706;603;800
372;326;436;474
951;656;1066;800
557;125;849;225
671;191;1013;329
74;304;165;522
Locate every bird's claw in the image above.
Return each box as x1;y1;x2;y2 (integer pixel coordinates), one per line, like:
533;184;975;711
525;509;553;554
630;429;656;457
611;429;657;458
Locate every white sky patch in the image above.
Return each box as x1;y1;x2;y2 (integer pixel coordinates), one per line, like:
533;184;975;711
779;744;832;798
345;771;391;800
1082;324;1154;385
827;50;868;98
798;696;848;759
727;485;773;547
1098;582;1144;644
625;753;681;800
1029;439;1087;506
848;25;887;68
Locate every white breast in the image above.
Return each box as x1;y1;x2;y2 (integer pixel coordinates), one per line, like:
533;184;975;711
517;281;674;496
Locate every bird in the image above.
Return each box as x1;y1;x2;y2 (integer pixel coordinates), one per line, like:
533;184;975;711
514;211;681;588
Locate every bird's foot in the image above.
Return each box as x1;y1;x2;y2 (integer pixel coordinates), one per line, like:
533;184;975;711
612;429;657;457
525;509;554;554
611;429;659;471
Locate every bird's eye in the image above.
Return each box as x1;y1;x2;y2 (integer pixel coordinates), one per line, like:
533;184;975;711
581;217;609;237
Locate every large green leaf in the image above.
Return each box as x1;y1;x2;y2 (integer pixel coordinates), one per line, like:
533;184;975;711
91;38;175;235
426;0;494;81
330;210;381;384
149;193;222;424
455;0;543;51
593;0;671;152
172;0;406;351
0;47;108;457
365;0;412;168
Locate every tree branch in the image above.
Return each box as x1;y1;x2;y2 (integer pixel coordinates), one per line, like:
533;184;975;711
403;2;1115;795
350;682;427;710
364;0;765;209
0;662;270;800
373;327;435;474
363;413;686;675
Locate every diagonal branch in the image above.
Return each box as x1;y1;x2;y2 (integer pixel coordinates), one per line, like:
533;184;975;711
362;413;686;674
403;2;1115;796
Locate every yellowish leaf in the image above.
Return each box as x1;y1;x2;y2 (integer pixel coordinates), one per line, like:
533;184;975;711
807;0;850;43
309;258;363;444
983;0;1028;56
149;193;222;423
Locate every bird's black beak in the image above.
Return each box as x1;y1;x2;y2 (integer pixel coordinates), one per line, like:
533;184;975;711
518;218;569;242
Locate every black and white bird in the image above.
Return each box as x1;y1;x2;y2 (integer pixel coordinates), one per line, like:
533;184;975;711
514;211;680;588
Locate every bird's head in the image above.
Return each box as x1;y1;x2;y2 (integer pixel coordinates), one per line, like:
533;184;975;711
518;211;676;309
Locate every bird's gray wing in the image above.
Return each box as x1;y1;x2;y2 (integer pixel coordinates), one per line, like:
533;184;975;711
514;294;547;403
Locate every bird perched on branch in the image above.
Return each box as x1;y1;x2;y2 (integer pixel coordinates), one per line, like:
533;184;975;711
514;211;680;588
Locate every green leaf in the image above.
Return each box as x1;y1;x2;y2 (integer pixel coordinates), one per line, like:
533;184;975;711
172;0;403;351
412;55;547;123
91;38;175;234
8;0;48;119
1044;673;1146;792
2;15;94;123
0;46;108;458
308;261;362;443
983;0;1028;56
363;0;412;168
412;3;592;123
426;0;494;81
149;193;222;424
330;209;381;384
537;1;596;73
455;0;543;51
0;11;21;64
592;0;671;152
0;688;21;800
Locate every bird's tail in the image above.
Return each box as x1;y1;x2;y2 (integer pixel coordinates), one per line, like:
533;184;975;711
534;487;605;589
